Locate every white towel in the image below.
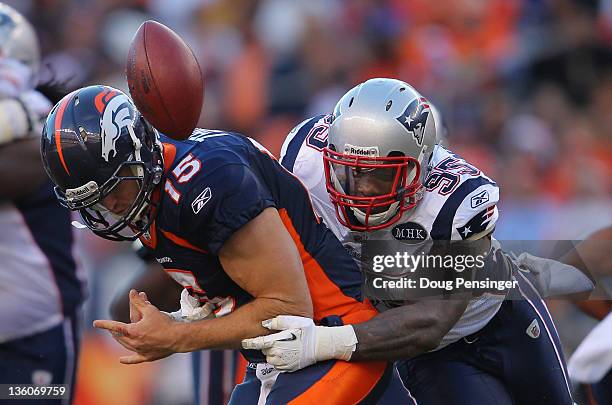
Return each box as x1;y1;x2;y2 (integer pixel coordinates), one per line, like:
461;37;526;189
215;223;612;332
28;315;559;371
568;312;612;383
163;289;214;322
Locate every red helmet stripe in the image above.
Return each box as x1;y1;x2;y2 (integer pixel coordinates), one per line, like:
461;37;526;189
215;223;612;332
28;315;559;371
94;89;109;113
94;88;119;113
103;89;117;103
54;92;76;175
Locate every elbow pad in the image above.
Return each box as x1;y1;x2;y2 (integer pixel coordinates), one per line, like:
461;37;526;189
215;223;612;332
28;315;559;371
0;97;31;145
0;90;51;146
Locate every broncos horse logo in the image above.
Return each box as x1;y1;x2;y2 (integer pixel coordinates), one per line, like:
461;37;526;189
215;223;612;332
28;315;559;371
95;89;133;162
396;97;430;146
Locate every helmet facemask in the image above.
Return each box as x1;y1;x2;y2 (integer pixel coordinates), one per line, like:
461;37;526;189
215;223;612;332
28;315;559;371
323;148;422;231
54;117;163;241
80;163;159;241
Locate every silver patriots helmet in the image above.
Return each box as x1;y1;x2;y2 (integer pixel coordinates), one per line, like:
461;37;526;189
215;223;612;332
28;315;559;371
323;78;437;231
0;3;40;87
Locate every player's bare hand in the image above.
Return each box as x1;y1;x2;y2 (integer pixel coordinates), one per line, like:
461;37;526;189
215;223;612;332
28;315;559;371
93;289;183;364
129;289;146;323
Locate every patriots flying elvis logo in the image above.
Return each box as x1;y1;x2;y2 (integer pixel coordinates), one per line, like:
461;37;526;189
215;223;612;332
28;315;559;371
396;97;430;146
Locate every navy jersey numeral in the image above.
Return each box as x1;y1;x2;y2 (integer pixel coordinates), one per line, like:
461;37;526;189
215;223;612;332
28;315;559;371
424;172;459;195
306;125;329;151
425;155;480;195
436;156;480;176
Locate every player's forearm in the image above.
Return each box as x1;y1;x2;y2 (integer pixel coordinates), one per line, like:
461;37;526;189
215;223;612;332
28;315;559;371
350;299;468;361
0;138;47;200
174;296;312;352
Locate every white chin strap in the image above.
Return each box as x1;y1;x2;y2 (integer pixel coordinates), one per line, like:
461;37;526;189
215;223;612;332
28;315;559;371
127;124;144;177
350;201;400;227
126;164;150;223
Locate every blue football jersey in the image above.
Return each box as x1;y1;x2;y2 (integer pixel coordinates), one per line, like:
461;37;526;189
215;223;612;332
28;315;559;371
139;129;377;361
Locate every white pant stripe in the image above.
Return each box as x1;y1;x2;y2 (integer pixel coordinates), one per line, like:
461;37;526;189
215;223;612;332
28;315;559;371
61;317;75;405
516;272;573;401
395;365;419;405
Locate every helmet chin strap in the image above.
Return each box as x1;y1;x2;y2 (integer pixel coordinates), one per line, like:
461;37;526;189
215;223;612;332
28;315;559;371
125;121;152;223
127;123;144;177
132;195;151;223
123;162;149;221
350;201;400;227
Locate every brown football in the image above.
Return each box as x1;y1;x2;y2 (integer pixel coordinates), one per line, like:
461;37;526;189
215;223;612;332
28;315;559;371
126;20;203;139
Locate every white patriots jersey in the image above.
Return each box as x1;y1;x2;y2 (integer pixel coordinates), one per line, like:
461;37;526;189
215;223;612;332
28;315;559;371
0;79;85;343
0;191;86;343
280;114;502;349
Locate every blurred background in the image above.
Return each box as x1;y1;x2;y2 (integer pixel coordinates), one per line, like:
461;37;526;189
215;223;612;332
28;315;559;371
4;0;611;404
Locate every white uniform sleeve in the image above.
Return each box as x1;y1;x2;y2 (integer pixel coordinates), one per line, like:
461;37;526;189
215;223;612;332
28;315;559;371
280;117;313;161
278;115;349;239
452;182;499;240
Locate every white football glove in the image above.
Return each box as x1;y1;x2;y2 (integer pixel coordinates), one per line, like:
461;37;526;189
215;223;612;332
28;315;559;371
241;315;358;372
162;288;215;322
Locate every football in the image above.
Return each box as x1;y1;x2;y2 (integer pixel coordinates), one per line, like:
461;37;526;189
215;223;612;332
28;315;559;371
126;20;203;139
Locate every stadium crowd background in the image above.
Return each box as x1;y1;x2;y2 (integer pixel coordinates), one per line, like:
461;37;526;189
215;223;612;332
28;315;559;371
5;0;611;403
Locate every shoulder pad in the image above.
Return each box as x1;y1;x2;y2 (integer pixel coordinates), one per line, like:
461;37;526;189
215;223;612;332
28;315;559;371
280;114;331;171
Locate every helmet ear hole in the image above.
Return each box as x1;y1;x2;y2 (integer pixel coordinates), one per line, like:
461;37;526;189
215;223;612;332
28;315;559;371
349;97;354;107
386;100;392;111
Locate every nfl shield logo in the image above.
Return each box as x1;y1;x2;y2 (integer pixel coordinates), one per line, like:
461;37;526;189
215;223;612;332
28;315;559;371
526;319;541;339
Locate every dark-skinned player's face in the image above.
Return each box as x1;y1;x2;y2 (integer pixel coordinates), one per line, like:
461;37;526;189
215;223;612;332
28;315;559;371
351;167;396;198
346;167;396;214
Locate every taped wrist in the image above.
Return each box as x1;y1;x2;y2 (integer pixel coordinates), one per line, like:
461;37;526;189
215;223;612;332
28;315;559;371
0;97;31;145
161;310;183;322
315;325;358;361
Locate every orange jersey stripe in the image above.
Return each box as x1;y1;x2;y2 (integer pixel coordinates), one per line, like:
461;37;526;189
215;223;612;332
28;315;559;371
162;142;177;173
288;361;387;405
278;208;377;324
54;92;76;175
160;228;208;254
234;355;249;386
